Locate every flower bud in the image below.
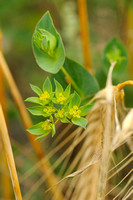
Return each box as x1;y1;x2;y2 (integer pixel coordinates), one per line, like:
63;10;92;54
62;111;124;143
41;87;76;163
33;28;57;57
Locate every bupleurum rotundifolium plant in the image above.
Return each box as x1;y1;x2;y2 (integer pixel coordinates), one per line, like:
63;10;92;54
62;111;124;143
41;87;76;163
26;78;93;140
26;12;128;141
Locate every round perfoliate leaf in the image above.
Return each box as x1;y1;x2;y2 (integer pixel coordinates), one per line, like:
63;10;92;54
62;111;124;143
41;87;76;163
103;37;128;78
32;11;65;74
52;57;99;99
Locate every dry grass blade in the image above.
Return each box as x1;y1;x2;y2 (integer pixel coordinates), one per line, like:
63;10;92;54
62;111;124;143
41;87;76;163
20;125;82;183
45;149;101;194
0;104;22;200
105;169;132;197
108;157;132;181
97;61;116;200
122;186;133;200
108;151;132;174
0;30;12;198
112;175;133;200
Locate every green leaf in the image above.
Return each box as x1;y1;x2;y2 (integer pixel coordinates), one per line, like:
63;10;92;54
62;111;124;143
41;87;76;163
65;94;74;104
72;117;88;129
80;104;94;116
69;92;81;108
64;84;71;98
35;132;51;140
27;122;45;135
32;11;65;73
52;57;99;99
27;106;50;117
103;37;128;77
43;77;52;93
25;97;44;105
65;112;71;119
54;79;63;96
30;84;42;96
52;124;56;137
60;117;70;123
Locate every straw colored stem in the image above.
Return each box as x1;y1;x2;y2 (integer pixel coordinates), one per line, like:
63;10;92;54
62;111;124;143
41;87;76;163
77;0;92;71
117;80;133;90
0;69;12;199
0;105;22;200
97;62;116;199
0;51;64;200
124;1;133;78
0;30;12;199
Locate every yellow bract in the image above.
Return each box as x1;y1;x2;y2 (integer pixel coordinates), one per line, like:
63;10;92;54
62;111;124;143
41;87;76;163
40;91;50;100
42;120;52;131
57;93;66;104
69;105;81;118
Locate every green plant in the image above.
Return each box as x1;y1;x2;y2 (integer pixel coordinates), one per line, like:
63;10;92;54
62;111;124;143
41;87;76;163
26;78;93;140
26;11;128;141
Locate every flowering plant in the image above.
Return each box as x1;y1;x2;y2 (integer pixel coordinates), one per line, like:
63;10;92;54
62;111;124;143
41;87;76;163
26;78;93;140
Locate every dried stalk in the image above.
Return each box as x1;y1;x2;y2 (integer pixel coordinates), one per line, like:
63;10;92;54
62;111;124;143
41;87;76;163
0;104;22;200
0;30;12;199
124;1;133;78
77;0;92;71
0;49;64;200
97;62;116;200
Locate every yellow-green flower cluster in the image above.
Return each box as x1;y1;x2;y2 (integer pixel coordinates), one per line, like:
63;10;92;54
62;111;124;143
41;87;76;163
69;105;81;118
56;109;64;118
56;93;66;104
40;91;50;101
43;106;56;114
42;120;52;131
27;78;91;140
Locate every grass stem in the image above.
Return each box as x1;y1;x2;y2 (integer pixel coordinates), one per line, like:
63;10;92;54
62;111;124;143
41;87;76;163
0;29;12;199
0;104;22;200
77;0;92;71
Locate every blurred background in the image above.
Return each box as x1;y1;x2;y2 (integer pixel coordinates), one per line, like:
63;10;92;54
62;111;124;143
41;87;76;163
0;0;133;199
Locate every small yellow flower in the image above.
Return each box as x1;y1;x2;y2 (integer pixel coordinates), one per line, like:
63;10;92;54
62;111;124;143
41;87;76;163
40;91;50;101
56;109;64;118
43;106;56;114
56;93;66;104
42;121;52;130
69;105;81;118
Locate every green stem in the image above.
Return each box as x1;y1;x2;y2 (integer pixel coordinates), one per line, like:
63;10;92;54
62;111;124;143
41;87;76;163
55;119;59;125
61;66;84;96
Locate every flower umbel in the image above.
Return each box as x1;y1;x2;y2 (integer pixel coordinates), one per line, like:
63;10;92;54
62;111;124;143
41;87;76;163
69;105;81;118
56;93;66;104
43;106;56;114
42;120;52;131
40;91;50;101
56;109;65;119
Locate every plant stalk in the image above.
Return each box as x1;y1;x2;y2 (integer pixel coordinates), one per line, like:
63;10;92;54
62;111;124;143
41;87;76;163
117;80;133;90
124;1;133;78
77;0;92;71
0;104;22;200
97;62;116;199
0;30;12;199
